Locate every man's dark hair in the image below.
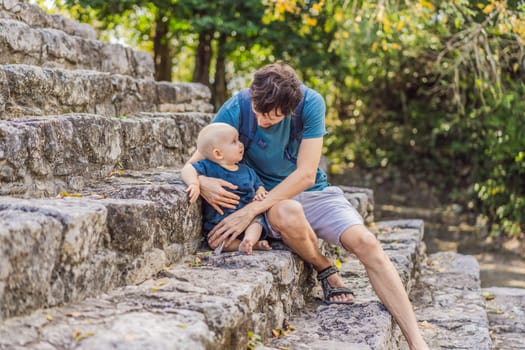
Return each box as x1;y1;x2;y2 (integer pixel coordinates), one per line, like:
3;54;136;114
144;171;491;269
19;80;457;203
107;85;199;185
250;62;303;116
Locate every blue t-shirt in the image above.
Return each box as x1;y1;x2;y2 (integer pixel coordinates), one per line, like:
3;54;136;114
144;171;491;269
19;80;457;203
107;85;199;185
213;87;329;191
192;159;264;232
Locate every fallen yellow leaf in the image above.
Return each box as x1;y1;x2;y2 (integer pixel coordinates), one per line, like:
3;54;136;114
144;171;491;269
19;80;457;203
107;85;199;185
334;259;342;270
482;291;496;301
72;330;94;342
420;320;432;330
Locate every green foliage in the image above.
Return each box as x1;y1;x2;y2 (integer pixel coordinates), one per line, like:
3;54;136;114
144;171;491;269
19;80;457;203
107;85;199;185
323;0;525;238
474;84;525;237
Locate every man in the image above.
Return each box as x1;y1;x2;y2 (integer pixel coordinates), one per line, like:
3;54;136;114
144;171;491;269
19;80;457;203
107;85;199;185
182;62;428;350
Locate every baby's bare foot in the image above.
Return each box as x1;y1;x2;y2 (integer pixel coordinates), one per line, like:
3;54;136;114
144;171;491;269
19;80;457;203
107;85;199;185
239;239;254;254
253;240;272;251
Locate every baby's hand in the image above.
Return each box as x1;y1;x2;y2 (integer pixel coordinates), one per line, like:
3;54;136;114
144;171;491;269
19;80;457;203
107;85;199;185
254;190;268;201
185;183;200;203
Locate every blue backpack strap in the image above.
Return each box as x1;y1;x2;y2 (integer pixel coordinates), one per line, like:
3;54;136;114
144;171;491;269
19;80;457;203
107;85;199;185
238;88;257;150
285;84;307;163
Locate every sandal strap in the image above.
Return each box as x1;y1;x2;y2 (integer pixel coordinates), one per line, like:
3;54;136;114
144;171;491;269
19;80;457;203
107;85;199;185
317;265;338;281
327;287;354;298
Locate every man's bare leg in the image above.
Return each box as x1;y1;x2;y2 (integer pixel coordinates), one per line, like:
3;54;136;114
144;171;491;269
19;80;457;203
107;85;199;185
268;201;427;349
340;225;428;350
267;200;354;302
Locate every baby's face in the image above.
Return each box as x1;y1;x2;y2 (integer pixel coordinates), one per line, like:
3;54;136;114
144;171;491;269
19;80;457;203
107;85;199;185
219;129;244;164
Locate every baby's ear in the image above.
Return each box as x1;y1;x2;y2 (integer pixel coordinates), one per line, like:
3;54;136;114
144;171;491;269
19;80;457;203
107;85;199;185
212;148;223;160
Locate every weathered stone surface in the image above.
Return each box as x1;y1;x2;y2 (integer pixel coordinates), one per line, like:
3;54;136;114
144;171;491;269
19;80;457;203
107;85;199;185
397;252;491;350
0;180;203;319
0;113;211;196
0;249;312;350
0;65;213;119
268;220;424;350
483;287;525;350
0;0;96;39
87;171;204;271
341;185;375;224
0;197;116;320
0;19;154;79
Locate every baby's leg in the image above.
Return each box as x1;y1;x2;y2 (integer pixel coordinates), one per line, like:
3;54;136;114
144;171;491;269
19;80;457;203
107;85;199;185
252;239;272;251
239;222;263;254
239;222;272;254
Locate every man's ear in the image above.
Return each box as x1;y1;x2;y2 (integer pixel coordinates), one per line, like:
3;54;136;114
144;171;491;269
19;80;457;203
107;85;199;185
212;148;223;160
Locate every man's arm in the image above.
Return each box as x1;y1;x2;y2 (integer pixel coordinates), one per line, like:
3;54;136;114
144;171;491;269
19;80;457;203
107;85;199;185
208;136;323;246
251;137;323;211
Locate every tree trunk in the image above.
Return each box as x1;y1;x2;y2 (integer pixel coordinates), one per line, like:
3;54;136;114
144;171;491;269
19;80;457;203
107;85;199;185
193;28;213;87
213;33;228;109
153;11;172;82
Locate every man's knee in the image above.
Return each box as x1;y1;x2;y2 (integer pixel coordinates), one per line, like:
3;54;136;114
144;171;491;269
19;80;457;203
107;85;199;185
267;199;304;233
342;226;382;258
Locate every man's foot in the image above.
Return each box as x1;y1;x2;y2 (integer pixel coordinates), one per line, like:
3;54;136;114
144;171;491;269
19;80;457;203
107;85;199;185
253;240;272;251
317;265;354;304
239;239;254;254
326;273;354;303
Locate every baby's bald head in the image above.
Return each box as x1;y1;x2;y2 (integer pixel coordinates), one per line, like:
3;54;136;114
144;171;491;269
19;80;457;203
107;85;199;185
197;123;239;160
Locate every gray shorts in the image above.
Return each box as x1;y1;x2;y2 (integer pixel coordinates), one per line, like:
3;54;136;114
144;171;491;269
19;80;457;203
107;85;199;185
264;186;364;246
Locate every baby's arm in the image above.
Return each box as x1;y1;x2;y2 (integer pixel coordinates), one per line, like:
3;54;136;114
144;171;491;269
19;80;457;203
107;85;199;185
181;164;201;203
253;186;268;201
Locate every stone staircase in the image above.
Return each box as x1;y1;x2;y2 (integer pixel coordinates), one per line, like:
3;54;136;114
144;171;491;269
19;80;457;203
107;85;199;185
1;1;523;349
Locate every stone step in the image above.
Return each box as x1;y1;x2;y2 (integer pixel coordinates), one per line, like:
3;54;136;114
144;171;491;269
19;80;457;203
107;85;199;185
0;245;314;350
0;219;418;350
0;172;202;320
0;112;212;197
0;64;213;120
483;287;525;349
89;169;375;237
0;165;376;322
0;0;96;40
0;18;154;79
266;219;425;350
397;252;492;349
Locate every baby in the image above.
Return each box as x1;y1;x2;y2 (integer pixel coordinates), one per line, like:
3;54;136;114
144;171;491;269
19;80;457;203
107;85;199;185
181;122;272;254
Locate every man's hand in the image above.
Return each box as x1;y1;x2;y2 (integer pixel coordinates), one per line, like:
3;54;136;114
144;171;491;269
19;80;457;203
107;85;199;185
207;207;256;248
185;183;200;203
199;176;240;215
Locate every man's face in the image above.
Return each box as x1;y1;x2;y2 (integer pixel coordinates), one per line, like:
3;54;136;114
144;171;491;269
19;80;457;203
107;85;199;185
252;105;285;128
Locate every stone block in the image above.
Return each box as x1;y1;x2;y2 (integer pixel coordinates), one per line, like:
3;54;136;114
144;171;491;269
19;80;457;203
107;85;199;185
0;65;213;120
0;0;96;39
0;197;111;319
398;252;492;350
0;113;212;197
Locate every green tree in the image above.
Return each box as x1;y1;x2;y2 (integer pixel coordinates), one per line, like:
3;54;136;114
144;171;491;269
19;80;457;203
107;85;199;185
61;0;267;107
